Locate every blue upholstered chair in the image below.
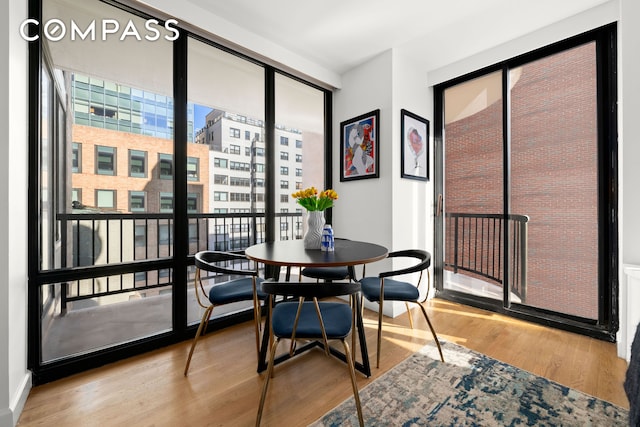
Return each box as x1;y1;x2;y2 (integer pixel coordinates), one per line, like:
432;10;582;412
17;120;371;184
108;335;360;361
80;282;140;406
256;281;364;427
360;249;444;368
300;265;355;282
184;250;266;376
299;239;358;283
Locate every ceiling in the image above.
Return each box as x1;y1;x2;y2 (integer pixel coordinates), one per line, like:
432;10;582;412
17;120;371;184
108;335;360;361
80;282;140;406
183;0;611;76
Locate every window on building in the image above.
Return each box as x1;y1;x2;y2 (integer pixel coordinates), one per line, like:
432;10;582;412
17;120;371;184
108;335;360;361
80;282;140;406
295;154;302;162
187;157;199;181
280;152;288;161
214;157;228;168
255;147;264;157
255;178;265;187
280;180;289;189
159;192;173;212
255;163;265;173
229;127;240;138
280;166;288;175
129;191;146;212
230;144;241;155
96;189;116;209
72;142;81;173
295;182;303;190
230;193;250;202
280;194;288;203
280;136;289;146
96;146;116;175
254;132;260;141
159;153;173;179
245;130;250;140
231;177;250;187
295;168;302;177
129;149;146;178
230;161;250;171
186;193;198;213
214;174;228;185
296;140;302;148
214;191;228;201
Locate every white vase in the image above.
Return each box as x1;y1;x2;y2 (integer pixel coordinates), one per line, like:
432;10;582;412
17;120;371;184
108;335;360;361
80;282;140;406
303;210;325;250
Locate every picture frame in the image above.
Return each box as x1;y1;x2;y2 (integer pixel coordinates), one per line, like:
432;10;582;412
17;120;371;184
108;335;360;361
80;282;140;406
340;109;380;181
401;109;429;181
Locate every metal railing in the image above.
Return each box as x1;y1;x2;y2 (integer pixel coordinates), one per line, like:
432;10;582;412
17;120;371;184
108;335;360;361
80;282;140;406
55;211;304;309
445;212;529;301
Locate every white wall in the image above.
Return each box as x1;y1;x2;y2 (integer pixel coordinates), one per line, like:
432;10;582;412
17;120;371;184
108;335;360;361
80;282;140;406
390;50;434;297
1;1;31;426
333;50;394;254
332;49;435;316
618;0;640;359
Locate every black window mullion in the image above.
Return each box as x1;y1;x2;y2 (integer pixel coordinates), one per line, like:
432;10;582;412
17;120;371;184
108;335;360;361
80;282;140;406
264;67;275;243
172;31;188;337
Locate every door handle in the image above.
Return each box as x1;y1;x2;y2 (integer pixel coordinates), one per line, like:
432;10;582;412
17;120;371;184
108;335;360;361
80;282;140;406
436;194;443;217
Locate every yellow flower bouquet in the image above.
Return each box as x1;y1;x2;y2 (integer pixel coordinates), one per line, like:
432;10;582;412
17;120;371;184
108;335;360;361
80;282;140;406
292;186;338;211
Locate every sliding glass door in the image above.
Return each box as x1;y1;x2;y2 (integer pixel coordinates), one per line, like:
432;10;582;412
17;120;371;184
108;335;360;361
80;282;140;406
434;25;618;340
29;0;330;383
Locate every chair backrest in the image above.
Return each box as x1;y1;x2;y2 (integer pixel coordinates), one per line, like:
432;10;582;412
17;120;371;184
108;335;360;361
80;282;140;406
194;250;258;277
379;249;431;279
261;280;360;299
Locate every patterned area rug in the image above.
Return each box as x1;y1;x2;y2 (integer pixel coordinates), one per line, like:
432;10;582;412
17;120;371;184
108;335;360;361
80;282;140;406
310;341;629;426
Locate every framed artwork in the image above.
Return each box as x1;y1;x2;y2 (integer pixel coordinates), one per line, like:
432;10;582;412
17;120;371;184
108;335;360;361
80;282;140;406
401;109;429;181
340;109;380;181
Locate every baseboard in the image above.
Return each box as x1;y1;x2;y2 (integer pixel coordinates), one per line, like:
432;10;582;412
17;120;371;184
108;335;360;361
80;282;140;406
0;372;32;427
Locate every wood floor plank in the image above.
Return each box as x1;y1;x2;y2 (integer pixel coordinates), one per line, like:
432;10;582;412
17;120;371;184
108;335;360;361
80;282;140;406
17;299;630;426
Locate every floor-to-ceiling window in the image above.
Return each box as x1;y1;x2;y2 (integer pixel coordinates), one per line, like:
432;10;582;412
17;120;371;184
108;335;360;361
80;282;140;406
434;24;617;340
29;0;331;383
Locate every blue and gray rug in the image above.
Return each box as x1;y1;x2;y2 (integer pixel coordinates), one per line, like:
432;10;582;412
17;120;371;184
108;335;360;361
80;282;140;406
310;341;629;426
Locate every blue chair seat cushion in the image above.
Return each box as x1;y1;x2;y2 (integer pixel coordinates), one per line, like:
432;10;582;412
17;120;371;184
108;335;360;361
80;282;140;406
208;277;266;304
301;266;350;281
271;301;352;339
360;276;419;302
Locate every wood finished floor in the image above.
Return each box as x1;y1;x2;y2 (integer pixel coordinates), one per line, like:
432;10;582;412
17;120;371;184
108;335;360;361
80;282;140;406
17;299;630;426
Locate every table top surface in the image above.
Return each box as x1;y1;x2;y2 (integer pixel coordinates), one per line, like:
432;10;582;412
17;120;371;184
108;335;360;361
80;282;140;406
245;239;388;267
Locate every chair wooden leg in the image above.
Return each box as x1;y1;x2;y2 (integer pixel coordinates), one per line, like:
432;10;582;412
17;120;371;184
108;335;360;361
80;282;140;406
351;295;357;363
256;337;281;426
342;339;364;427
253;297;262;362
416;303;444;362
405;302;414;329
184;305;214;376
376;298;384;369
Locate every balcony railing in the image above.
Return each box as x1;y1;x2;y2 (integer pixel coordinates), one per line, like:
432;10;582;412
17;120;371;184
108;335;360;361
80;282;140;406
55;212;304;309
445;212;529;301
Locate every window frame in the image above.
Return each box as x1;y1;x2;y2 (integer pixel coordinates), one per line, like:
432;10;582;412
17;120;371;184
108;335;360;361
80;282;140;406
95;145;116;176
432;23;618;342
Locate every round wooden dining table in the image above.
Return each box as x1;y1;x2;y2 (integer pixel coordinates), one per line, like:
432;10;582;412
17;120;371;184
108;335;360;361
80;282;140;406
245;239;388;377
245;239;388;270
